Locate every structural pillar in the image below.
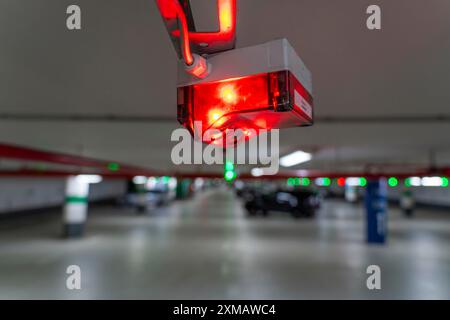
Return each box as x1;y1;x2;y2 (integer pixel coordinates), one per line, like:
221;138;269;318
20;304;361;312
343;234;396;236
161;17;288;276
63;176;89;238
365;179;388;244
400;189;415;218
176;179;191;200
345;185;357;203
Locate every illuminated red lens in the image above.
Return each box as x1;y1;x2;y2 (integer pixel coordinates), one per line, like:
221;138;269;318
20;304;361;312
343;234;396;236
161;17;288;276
193;74;269;129
177;70;313;146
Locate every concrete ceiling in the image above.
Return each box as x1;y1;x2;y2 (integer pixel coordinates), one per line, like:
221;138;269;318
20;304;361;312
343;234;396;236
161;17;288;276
0;0;450;173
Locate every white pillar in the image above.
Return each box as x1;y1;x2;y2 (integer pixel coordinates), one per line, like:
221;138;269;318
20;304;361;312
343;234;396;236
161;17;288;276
400;189;415;218
63;176;89;238
345;185;358;203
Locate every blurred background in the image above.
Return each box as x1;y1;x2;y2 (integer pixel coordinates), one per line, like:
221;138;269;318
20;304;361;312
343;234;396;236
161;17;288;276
0;0;449;299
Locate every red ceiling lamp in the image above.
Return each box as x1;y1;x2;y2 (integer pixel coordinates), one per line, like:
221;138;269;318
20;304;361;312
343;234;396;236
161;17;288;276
156;0;313;147
337;177;346;187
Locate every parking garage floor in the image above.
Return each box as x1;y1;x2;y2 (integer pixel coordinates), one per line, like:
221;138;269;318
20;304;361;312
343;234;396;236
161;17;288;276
0;188;449;300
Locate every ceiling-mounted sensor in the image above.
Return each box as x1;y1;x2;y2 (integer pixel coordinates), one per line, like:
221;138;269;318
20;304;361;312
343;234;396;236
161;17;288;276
177;39;313;145
155;1;314;147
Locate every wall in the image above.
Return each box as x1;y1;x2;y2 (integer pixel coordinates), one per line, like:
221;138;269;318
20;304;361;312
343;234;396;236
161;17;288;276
0;178;127;214
388;186;450;207
327;183;450;207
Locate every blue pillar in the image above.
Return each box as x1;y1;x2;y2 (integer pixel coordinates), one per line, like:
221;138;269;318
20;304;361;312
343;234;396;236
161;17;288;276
365;179;387;244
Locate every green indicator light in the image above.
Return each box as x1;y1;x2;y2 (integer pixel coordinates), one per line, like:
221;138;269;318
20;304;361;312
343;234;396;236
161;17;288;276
162;176;170;183
295;177;301;186
302;178;311;186
322;177;331;186
287;178;294;186
225;161;234;171
442;177;449;187
107;162;120;171
388;177;398;187
360;178;367;187
224;170;235;182
224;161;236;182
404;178;411;187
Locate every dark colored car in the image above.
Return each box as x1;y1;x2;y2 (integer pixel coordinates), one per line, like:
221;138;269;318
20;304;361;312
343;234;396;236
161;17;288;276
120;189;172;213
243;188;319;218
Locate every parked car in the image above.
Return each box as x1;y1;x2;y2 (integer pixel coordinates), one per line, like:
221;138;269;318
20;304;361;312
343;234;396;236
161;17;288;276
122;190;171;213
243;187;319;218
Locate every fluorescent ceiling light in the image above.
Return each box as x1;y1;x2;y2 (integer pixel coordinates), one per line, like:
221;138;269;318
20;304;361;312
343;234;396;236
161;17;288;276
409;177;421;187
251;168;265;177
146;177;157;189
132;176;148;184
168;177;178;189
421;177;443;187
194;178;204;189
280;150;312;167
345;177;361;187
77;174;102;184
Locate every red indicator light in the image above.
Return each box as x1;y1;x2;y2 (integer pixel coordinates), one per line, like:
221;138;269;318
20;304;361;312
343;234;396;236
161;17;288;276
177;70;313;146
193;73;269;130
337;177;346;187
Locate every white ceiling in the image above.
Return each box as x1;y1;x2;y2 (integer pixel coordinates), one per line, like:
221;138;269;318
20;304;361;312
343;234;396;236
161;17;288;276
0;0;449;173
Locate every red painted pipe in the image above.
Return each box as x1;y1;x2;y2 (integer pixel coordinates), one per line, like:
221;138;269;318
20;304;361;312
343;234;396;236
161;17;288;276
0;169;141;179
0;168;448;180
171;169;450;180
0;143;160;176
0;144;448;179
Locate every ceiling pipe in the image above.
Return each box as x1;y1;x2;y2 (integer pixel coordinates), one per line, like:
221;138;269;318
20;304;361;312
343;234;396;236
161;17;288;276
0;168;448;179
0;143;161;176
1;113;450;123
0;143;448;179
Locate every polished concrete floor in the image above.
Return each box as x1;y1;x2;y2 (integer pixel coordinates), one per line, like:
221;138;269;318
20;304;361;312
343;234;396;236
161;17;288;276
0;188;449;299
